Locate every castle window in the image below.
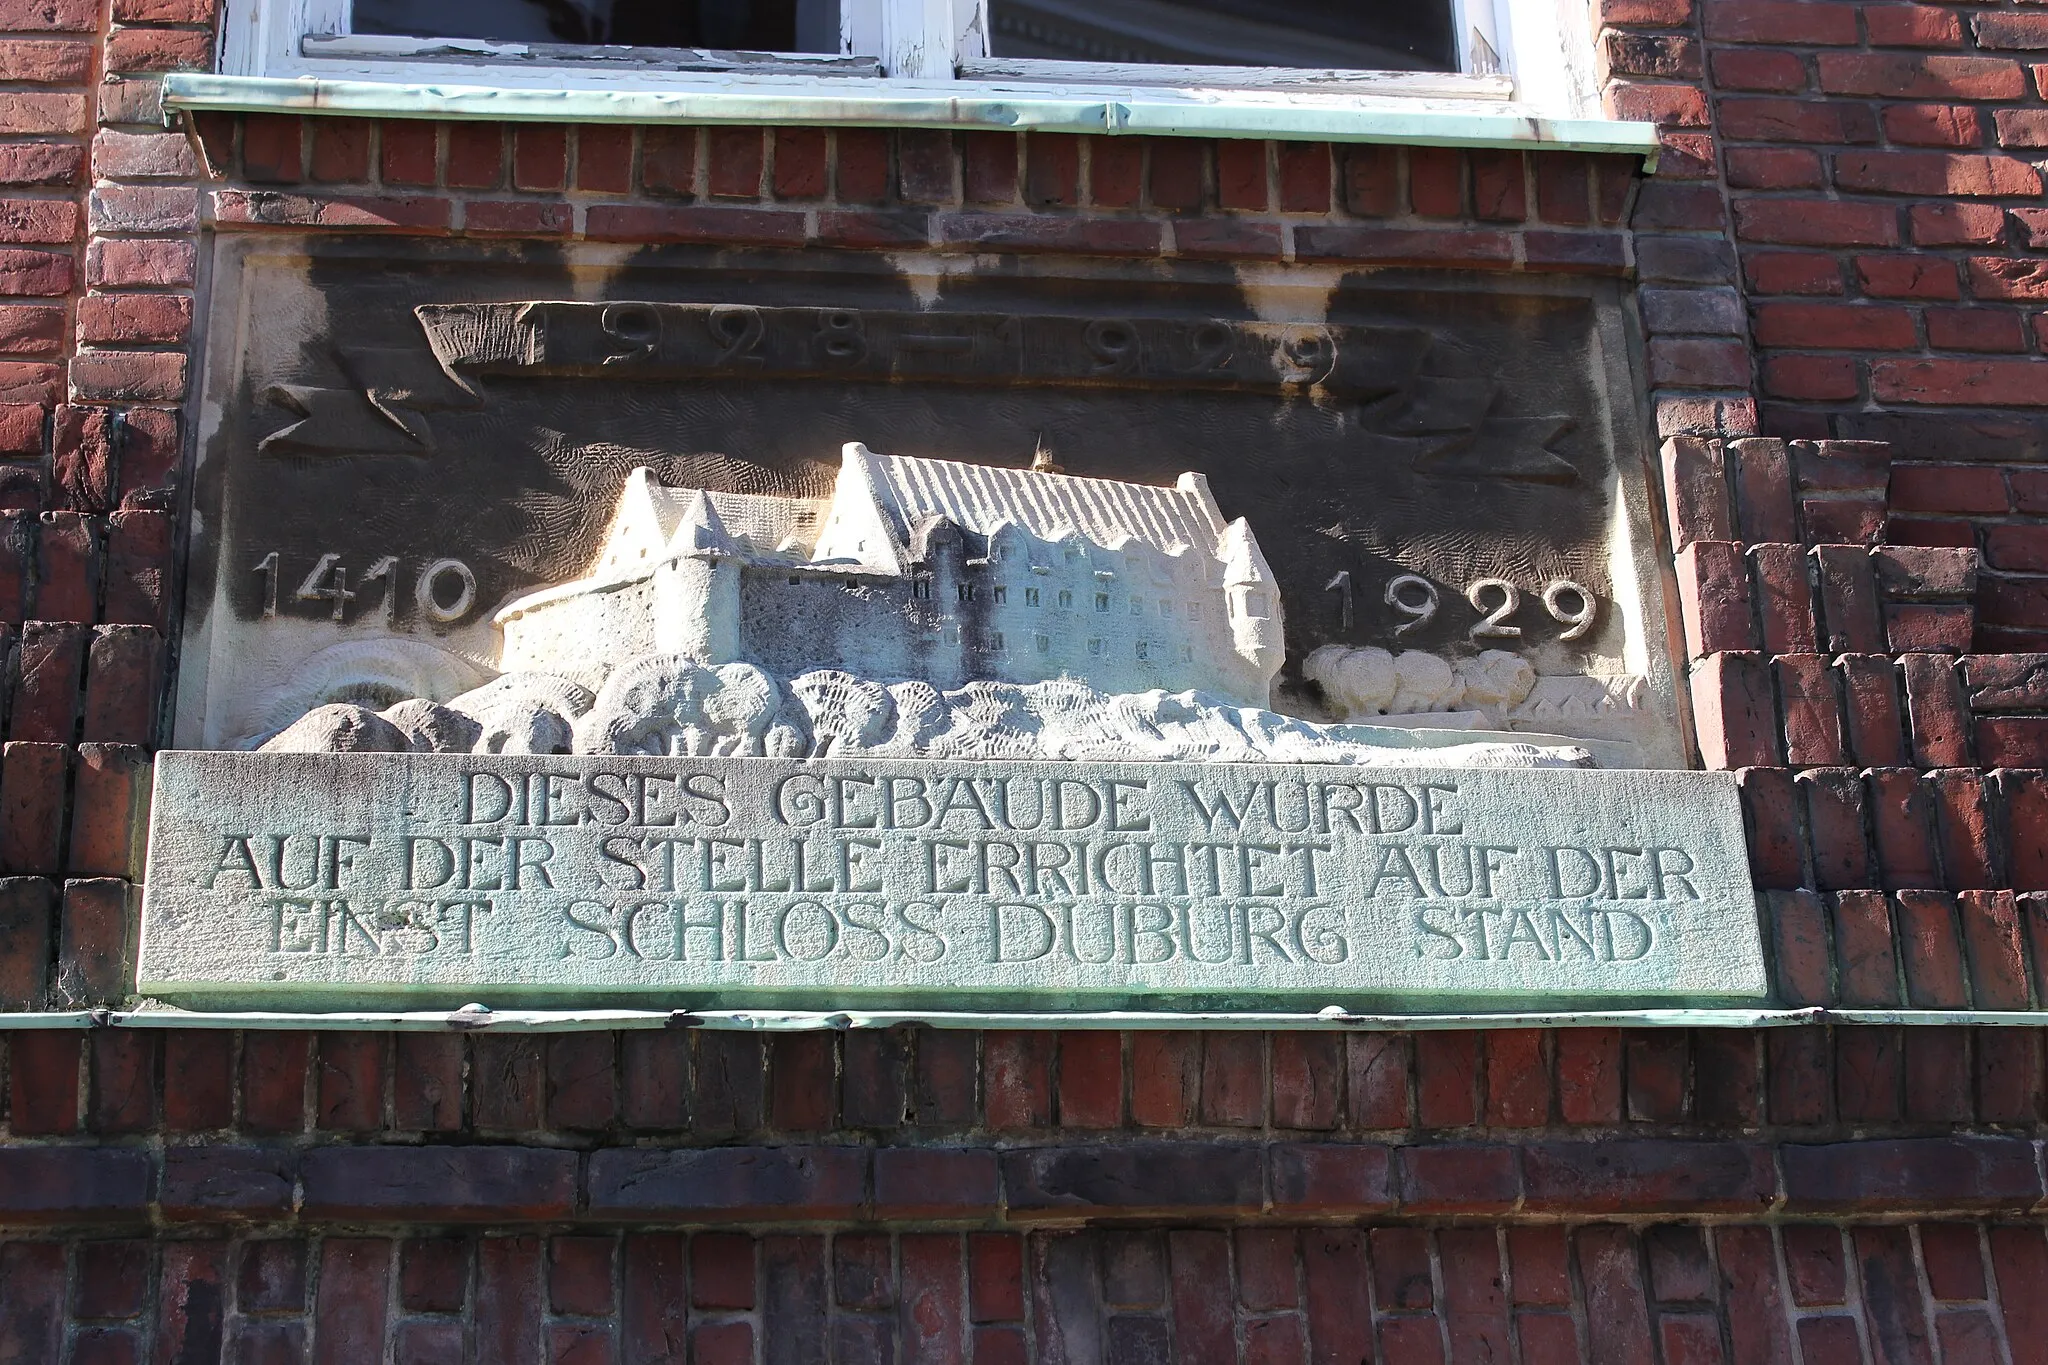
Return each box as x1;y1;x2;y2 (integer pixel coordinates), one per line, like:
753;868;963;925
1036;634;1050;653
1182;645;1195;661
1088;638;1104;656
1246;593;1268;617
1058;590;1073;608
914;577;932;600
958;583;975;603
993;585;1008;604
1160;600;1173;617
1135;640;1150;660
1094;593;1109;612
990;631;1005;650
789;575;802;585
1025;587;1040;607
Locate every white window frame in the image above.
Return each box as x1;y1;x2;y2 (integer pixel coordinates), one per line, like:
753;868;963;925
218;0;1600;118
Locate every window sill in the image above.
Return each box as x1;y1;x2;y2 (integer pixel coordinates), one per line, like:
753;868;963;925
161;71;1659;161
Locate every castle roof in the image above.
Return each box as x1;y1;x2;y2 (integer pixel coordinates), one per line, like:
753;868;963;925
840;446;1229;560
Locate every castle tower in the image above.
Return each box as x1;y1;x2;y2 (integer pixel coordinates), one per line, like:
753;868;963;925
1221;517;1285;701
654;491;742;665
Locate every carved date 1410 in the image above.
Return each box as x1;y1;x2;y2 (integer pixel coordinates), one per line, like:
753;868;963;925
251;552;478;626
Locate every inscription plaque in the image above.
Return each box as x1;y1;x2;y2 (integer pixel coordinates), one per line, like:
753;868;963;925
139;752;1766;1009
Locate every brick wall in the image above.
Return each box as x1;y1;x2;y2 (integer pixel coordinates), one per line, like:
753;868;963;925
1;0;2048;1359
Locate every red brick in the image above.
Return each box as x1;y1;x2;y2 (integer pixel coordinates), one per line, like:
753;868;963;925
1869;5;1965;47
1577;1227;1655;1365
1292;225;1513;267
1270;1031;1339;1130
1556;1028;1621;1124
833;128;888;203
1484;1029;1548;1127
984;1030;1050;1129
1660;437;1733;549
1882;103;1980;147
81;625;162;746
0;874;49;1008
707;127;764;199
1747;250;1843;295
1740;766;1808;888
1706;0;1856;43
1902;652;1974;765
1212;139;1266;211
7;1028;76;1132
1870;768;1942;890
1414;1031;1479;1127
1755;302;1917;349
1762;354;1859;401
1856;253;1961;299
160;1031;231;1132
1692;652;1778;768
1802;768;1875;889
0;740;65;875
898;130;957;204
1676;540;1756;656
1978;1027;2044;1121
1146;138;1205;210
571;125;632;194
11;620;81;744
1624;1031;1690;1121
1276;141;1331;212
387;1033;462;1132
1772;888;1834;1004
476;1235;543;1365
241;1031;308;1133
1996;107;2048;148
1086;136;1140;209
585;203;804;246
85;238;192;290
507;124;566;192
1976;11;2048;48
1819;52;2027;99
1932;769;1999;889
1340;144;1396;216
74;293;190;347
104;25;209;71
1735;198;1896;246
315;1239;391;1363
1833;890;1901;1007
69;350;185;404
1970;257;2048;301
1726;146;1822;189
1129;1031;1198;1126
1346;1033;1410;1128
968;1234;1023;1322
314;1031;384;1132
1768;1029;1830;1123
1607;80;1710;126
1053;1030;1119;1128
1713;47;1808;90
1778;654;1846;764
1893;889;1969;1006
443;123;503;188
1168;1231;1234;1363
380;124;437;186
1837;149;2039;196
1991;1228;2048;1363
1837;1026;1903;1120
1926;307;2025;352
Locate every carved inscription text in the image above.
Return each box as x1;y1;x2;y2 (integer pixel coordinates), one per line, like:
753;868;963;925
140;754;1766;1008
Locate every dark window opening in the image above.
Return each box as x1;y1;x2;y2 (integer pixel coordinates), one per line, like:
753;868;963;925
987;0;1456;71
353;0;842;52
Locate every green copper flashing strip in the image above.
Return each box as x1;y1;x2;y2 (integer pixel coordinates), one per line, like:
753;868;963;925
162;72;1660;162
0;1006;2042;1032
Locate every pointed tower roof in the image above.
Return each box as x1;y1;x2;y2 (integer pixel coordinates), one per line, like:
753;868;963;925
1220;517;1275;586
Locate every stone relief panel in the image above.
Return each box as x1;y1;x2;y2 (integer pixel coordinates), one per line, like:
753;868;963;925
176;237;1680;768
